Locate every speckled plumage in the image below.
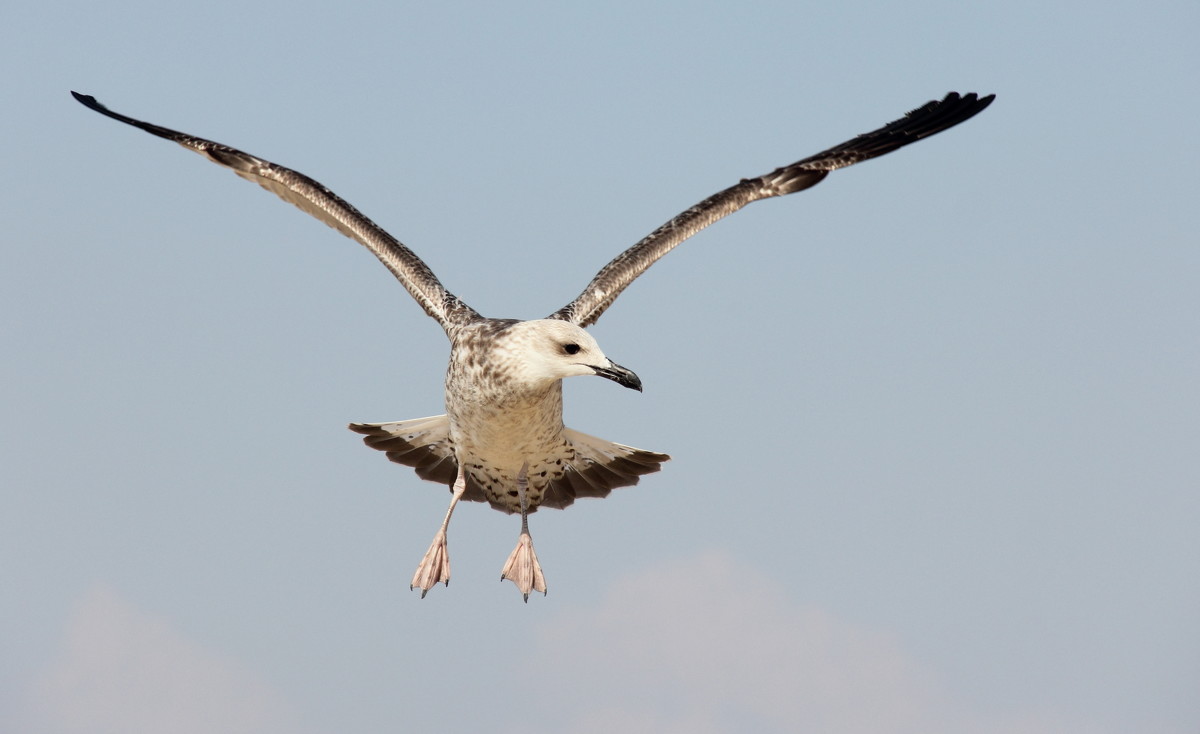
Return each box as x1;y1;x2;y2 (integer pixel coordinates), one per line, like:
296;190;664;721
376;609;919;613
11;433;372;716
441;320;658;515
73;90;994;600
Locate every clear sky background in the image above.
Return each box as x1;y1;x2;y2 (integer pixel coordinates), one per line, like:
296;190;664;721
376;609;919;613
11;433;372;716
3;1;1197;732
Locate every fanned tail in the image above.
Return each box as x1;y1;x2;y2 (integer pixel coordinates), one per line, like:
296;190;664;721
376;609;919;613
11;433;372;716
349;415;461;486
349;417;669;511
539;428;670;510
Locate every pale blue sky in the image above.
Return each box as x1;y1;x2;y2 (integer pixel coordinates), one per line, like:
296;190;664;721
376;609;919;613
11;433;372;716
3;1;1197;732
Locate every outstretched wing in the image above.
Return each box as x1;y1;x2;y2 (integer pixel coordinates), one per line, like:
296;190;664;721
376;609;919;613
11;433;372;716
548;91;995;327
72;92;479;334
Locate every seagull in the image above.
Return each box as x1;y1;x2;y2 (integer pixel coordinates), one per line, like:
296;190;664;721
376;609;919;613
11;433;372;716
72;90;994;600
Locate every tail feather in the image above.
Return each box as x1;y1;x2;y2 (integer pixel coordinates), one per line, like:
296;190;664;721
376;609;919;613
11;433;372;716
348;415;477;495
348;417;670;511
539;428;670;510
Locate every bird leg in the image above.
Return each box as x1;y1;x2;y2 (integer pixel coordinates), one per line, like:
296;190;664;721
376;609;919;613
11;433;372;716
411;464;468;598
500;461;547;602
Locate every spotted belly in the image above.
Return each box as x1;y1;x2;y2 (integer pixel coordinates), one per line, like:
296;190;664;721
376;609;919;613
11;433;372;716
459;442;577;514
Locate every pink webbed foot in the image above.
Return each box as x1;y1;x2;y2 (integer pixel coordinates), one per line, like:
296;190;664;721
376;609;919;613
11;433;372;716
411;528;450;598
500;531;547;602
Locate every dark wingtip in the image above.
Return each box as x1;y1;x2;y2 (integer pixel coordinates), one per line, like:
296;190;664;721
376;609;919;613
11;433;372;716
71;91;100;109
945;91;997;115
968;92;997;110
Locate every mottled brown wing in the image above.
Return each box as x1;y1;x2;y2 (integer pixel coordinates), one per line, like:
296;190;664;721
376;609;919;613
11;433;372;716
549;92;995;327
72;92;479;333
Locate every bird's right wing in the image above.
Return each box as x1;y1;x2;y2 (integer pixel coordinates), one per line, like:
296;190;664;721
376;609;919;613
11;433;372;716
72;92;479;334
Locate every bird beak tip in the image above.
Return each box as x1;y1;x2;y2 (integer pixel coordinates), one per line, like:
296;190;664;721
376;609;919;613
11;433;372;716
592;361;642;392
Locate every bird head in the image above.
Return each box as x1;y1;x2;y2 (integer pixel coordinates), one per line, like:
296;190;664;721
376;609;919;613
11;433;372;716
503;319;642;392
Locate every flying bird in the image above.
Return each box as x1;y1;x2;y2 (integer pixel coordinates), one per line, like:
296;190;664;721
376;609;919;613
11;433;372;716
72;90;995;600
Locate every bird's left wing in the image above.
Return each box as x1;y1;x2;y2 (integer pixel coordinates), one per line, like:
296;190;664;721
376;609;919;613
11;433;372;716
72;92;479;334
548;91;995;327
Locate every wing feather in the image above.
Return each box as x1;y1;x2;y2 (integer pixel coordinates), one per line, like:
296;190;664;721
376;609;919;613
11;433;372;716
549;92;995;327
72;92;478;333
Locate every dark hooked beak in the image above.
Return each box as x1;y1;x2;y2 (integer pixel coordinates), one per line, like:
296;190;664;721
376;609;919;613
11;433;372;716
592;360;643;392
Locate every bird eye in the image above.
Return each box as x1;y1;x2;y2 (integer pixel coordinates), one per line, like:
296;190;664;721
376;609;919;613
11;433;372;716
563;343;581;355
